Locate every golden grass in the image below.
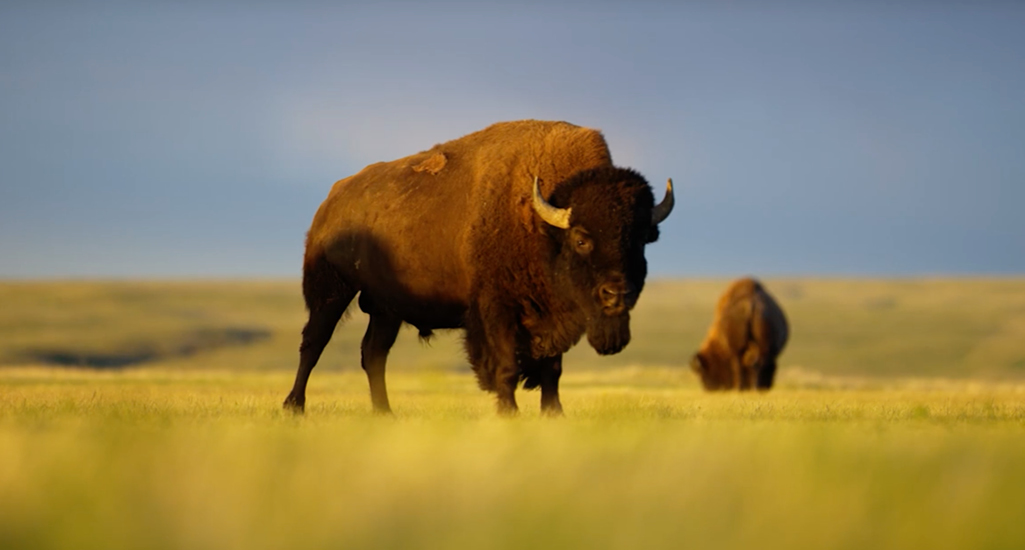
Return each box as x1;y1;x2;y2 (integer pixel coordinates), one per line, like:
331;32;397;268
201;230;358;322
2;279;1025;549
2;367;1025;550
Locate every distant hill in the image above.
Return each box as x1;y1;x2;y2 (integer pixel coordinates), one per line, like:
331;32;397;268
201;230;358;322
2;278;1024;381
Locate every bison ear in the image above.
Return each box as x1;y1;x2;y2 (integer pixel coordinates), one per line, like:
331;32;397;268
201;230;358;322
646;225;660;244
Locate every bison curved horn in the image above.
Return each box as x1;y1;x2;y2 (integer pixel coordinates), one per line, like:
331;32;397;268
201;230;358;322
651;178;675;226
532;176;572;229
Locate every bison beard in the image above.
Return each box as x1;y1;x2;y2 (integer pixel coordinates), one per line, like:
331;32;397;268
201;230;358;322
587;314;631;355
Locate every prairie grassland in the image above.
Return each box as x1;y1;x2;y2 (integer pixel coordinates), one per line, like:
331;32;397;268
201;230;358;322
2;368;1025;550
3;278;1025;379
2;279;1025;549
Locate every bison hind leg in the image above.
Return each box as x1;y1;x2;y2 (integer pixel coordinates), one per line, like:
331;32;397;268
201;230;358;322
756;359;778;390
285;257;357;412
302;252;355;314
361;313;401;414
738;344;764;391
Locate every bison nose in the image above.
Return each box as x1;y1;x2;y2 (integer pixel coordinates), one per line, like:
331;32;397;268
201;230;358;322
599;281;635;314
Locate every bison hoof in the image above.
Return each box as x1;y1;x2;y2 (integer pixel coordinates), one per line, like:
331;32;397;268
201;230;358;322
496;401;519;417
541;405;564;417
282;394;305;413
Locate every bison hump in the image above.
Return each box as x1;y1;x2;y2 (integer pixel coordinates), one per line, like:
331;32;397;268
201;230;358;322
411;152;447;175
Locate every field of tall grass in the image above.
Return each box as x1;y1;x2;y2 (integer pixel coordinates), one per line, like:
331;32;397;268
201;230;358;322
1;279;1024;549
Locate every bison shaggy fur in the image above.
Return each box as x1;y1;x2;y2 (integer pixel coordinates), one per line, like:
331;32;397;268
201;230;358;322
691;278;789;391
283;120;674;415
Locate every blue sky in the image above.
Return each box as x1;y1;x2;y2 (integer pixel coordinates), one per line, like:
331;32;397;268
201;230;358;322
1;3;1023;278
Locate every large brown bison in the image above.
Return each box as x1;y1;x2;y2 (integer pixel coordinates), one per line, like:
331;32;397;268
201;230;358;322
690;278;789;391
283;120;674;415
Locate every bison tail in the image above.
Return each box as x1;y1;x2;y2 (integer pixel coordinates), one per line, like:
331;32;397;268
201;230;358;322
302;251;356;314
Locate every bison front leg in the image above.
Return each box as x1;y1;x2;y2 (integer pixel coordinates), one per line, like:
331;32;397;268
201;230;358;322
539;358;564;416
465;304;520;415
521;355;564;416
495;373;519;415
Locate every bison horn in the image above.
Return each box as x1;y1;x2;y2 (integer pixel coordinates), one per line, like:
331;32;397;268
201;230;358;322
651;178;675;226
532;176;572;229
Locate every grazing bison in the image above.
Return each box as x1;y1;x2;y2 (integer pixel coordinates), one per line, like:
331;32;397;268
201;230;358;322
690;278;789;391
283;120;674;415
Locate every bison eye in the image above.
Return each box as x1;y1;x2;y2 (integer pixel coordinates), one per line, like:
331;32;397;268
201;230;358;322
574;238;593;255
570;228;593;256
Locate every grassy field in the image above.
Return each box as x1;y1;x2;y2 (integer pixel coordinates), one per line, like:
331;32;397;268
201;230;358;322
3;278;1025;379
2;279;1025;549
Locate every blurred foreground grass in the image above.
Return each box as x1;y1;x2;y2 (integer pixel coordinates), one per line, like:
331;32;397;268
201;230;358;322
2;367;1025;550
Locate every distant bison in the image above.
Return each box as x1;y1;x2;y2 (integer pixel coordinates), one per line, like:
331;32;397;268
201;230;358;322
690;278;788;391
283;120;674;415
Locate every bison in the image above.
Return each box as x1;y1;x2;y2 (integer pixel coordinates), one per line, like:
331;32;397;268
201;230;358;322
690;278;789;391
282;120;674;415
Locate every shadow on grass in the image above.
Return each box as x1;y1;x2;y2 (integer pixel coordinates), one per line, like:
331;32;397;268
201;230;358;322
14;327;272;369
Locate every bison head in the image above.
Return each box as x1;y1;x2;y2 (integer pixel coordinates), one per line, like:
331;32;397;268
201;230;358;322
533;167;674;355
690;352;734;391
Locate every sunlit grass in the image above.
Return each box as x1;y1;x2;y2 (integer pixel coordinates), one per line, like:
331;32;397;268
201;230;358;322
3;279;1025;548
2;367;1025;550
